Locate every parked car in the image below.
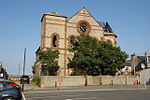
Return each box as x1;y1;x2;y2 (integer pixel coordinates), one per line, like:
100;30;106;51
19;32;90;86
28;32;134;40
20;75;29;84
0;81;22;100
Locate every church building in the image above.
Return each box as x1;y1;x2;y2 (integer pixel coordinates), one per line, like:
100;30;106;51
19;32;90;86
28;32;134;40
34;8;117;76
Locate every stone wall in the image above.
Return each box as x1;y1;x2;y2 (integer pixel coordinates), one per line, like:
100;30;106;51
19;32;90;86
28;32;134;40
41;76;86;87
40;75;140;87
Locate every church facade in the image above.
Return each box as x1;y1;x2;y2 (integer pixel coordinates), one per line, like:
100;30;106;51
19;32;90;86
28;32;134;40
34;8;117;76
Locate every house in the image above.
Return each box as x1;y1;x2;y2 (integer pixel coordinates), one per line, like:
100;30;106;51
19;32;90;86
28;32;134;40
145;48;150;68
123;48;150;75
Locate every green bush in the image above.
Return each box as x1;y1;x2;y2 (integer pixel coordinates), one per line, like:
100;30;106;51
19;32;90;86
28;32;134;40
31;77;41;86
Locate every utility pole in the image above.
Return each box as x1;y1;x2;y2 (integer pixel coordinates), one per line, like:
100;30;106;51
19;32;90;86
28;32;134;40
0;62;2;72
23;48;26;76
22;48;26;92
18;64;21;75
0;62;2;66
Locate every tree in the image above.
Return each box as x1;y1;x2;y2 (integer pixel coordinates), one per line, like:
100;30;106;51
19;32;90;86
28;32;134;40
37;48;59;76
96;41;128;75
68;34;128;76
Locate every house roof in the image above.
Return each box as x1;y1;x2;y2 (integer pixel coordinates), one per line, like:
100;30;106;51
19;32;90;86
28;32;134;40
125;60;131;66
137;56;145;61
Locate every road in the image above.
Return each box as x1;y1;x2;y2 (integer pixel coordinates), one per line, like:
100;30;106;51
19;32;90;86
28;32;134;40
24;89;150;100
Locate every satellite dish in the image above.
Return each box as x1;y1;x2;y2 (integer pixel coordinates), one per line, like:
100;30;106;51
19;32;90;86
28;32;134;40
141;63;145;69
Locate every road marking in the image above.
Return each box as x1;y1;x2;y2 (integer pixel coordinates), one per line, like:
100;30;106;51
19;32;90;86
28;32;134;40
27;96;46;99
26;94;84;99
22;92;26;100
75;97;96;99
60;94;83;97
66;97;96;100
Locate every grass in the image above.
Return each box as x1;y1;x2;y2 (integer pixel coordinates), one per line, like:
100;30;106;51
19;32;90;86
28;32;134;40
31;76;41;87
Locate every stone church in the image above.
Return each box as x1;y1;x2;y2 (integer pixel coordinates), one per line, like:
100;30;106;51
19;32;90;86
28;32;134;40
34;8;117;76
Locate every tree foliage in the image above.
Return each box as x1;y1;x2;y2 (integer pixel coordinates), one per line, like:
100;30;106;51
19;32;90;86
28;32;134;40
68;34;128;76
37;48;59;75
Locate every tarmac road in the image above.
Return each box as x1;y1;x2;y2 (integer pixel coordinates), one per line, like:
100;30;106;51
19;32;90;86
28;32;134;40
24;89;150;100
23;84;150;100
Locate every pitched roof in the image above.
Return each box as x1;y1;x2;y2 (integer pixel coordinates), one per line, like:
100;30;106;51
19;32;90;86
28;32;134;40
137;56;146;61
68;7;102;27
125;60;131;66
40;7;117;39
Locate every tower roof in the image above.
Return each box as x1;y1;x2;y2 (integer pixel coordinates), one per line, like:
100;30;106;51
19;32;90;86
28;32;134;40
41;11;67;22
46;12;67;18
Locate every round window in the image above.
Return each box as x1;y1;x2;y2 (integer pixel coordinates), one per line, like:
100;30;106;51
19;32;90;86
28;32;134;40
77;20;91;34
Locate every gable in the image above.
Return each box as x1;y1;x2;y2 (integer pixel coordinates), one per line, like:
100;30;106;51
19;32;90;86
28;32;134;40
68;8;103;30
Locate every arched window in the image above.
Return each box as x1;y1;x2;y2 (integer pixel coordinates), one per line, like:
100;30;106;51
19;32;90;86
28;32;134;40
51;34;59;48
107;39;112;44
93;37;98;41
69;35;79;48
69;36;76;48
114;40;117;46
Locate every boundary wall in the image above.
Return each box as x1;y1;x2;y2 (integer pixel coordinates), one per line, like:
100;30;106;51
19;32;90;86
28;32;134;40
41;75;140;87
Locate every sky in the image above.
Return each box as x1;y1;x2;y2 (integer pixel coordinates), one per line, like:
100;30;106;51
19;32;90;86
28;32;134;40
0;0;150;75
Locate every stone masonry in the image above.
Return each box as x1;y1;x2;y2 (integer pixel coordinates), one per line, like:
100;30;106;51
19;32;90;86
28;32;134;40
34;8;117;76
